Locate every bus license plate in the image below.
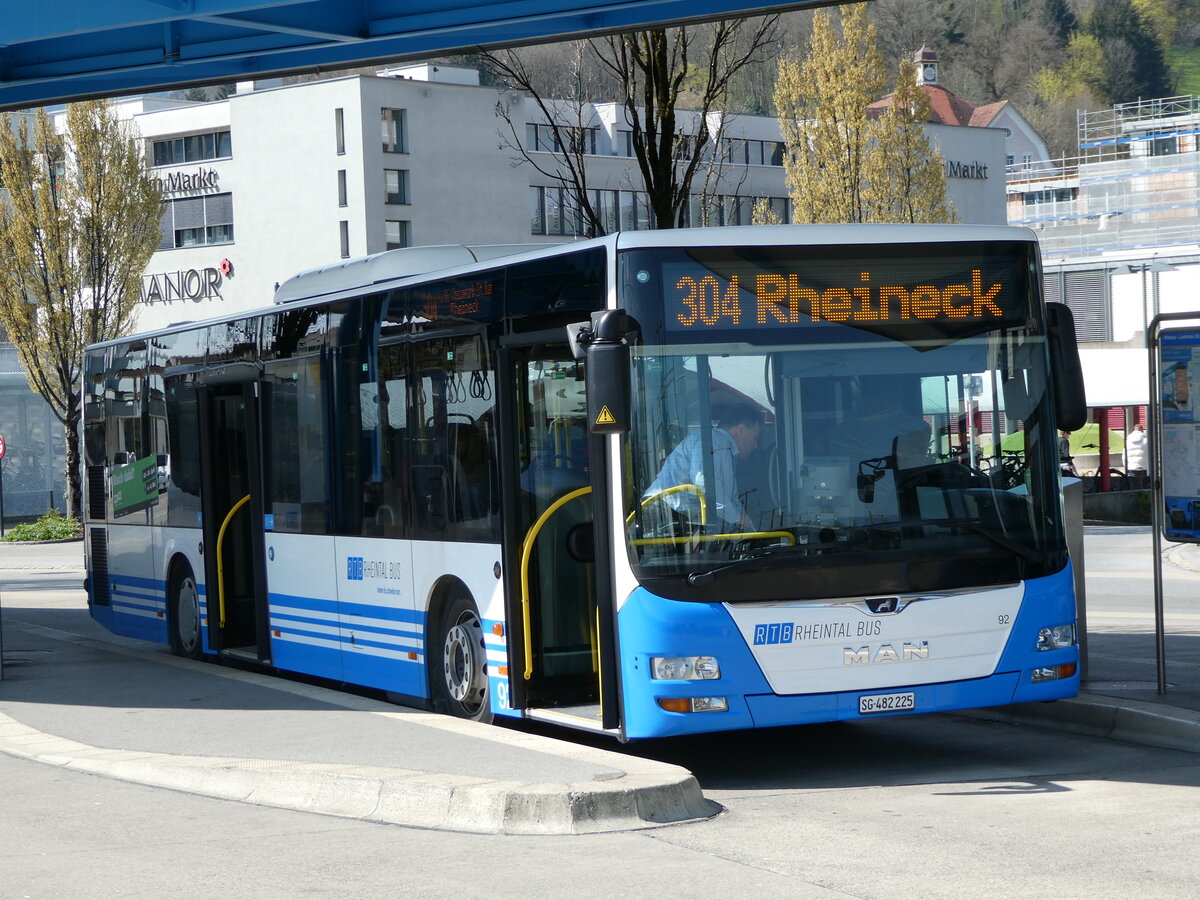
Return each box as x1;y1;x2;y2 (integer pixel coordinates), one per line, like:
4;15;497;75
859;692;915;714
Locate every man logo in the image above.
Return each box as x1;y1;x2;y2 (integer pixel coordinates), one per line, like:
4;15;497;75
866;597;899;614
753;622;795;645
844;641;929;665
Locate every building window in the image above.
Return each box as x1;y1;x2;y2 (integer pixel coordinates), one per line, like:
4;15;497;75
335;108;345;155
157;193;234;249
1006;154;1015;167
1150;136;1178;156
382;108;407;153
526;123;597;154
337;170;347;207
385;220;411;250
530;187;545;234
530;186;590;236
151;130;232;167
339;220;350;258
384;169;409;204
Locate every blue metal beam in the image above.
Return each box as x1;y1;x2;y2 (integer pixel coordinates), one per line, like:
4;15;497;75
0;0;845;111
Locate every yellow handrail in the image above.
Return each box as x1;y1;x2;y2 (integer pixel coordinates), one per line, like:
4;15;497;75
216;494;251;629
630;530;795;547
626;483;707;526
520;486;592;680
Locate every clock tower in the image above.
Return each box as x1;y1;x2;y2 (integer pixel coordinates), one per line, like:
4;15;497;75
915;45;939;86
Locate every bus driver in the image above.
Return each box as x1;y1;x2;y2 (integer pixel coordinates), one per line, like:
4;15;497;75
645;402;762;532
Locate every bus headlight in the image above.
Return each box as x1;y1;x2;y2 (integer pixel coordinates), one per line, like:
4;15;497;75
651;656;721;680
1036;624;1075;651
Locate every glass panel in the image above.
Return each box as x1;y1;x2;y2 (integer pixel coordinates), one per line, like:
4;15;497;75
263;357;328;534
530;186;545;234
408;334;499;541
382;108;407;153
546;188;563;235
516;355;594;678
620;243;1063;600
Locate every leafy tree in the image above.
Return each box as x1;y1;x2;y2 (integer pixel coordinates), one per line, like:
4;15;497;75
775;4;955;225
1042;0;1080;46
481;16;781;234
1088;0;1174;101
775;4;885;223
0;102;162;516
864;58;957;223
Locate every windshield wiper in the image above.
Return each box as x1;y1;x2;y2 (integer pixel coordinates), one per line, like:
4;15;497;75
687;543;809;586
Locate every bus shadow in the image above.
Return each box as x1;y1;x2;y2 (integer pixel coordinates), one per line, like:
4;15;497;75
0;605;358;714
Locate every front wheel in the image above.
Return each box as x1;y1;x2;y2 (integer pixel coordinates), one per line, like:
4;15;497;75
169;565;203;660
431;591;492;723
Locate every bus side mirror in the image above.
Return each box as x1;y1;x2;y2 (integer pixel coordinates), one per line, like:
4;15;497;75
580;310;631;436
1045;302;1088;431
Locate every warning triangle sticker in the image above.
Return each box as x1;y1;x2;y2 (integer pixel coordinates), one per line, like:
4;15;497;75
595;405;617;426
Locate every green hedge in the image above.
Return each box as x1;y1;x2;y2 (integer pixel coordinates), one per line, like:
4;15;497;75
2;509;82;542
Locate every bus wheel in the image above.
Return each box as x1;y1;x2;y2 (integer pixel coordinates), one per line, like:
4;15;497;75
170;566;203;660
433;591;492;723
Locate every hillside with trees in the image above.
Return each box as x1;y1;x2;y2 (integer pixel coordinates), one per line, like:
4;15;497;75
456;0;1199;159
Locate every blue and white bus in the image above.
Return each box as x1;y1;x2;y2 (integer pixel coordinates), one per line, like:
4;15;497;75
82;225;1086;739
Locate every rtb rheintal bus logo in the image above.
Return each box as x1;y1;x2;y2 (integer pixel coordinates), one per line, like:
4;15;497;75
347;556;365;581
754;623;795;645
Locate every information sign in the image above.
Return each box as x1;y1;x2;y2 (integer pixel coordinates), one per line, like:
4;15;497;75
1158;328;1200;542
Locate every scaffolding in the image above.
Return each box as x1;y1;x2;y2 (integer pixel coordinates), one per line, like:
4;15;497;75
1007;95;1200;258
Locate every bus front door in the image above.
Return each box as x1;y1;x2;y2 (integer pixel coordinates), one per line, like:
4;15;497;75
198;382;269;662
498;345;620;732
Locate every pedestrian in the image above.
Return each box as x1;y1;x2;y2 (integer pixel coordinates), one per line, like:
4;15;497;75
1126;423;1147;474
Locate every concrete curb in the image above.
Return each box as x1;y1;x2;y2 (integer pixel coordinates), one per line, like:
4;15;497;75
962;693;1200;755
0;710;719;834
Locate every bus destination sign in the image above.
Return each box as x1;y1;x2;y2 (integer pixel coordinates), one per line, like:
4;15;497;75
662;265;1019;335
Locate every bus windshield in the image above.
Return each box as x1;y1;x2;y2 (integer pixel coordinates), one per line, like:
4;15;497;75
620;241;1067;602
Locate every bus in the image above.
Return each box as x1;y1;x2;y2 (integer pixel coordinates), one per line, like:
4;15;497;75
82;224;1087;740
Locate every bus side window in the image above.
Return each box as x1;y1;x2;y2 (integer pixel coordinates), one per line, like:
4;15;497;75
410;334;500;542
262;357;328;534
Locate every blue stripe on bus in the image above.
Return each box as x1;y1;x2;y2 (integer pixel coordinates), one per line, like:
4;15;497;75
109;574;165;591
111;597;163;614
338;602;424;624
269;592;339;614
111;586;163;604
341;634;422;654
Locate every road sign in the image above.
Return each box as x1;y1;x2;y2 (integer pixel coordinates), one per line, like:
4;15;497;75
0;434;7;459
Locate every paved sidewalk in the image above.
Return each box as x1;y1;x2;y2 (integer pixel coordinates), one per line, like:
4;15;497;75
0;541;714;835
0;534;1195;836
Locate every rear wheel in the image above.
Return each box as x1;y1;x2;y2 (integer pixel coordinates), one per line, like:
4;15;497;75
169;565;203;660
432;591;492;723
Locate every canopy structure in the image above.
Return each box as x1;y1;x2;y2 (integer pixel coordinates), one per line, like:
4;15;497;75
0;0;844;111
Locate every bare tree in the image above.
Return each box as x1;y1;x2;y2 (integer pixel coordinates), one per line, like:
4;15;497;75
485;42;612;237
481;16;781;234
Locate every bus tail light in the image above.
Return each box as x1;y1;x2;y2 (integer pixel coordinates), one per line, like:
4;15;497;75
1031;663;1077;683
657;696;729;713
